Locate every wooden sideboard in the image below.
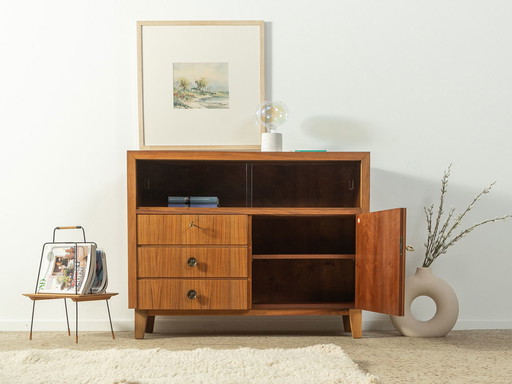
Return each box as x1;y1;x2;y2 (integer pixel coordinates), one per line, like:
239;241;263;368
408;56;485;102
127;151;406;338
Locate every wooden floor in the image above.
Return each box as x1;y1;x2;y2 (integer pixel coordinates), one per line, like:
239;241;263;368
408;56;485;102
1;329;511;383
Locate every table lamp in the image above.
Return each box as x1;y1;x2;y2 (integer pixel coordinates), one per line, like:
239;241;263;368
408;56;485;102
256;101;289;151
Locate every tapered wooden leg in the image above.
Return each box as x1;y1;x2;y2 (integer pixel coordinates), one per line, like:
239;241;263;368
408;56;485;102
134;310;148;339
342;315;351;333
349;309;362;339
145;315;155;333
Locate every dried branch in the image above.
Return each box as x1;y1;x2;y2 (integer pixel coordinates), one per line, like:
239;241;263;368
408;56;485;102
422;166;511;268
429;165;451;253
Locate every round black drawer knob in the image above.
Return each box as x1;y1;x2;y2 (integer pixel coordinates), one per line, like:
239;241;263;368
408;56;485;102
187;290;197;300
187;257;198;267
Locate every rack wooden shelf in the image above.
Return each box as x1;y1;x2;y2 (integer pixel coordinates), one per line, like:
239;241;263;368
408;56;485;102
23;293;118;343
127;151;406;339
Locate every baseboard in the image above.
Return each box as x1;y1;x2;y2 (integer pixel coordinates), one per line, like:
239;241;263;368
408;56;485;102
0;319;134;332
2;317;511;332
451;320;512;330
1;316;344;333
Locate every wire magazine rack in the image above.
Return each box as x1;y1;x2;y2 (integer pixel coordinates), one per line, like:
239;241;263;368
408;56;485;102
24;226;117;343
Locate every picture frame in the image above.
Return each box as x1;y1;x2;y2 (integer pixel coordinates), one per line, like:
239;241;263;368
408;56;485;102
137;21;265;150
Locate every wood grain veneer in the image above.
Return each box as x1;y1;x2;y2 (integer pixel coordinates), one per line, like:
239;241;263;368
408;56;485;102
137;214;248;245
136;207;363;215
127;150;371;162
355;208;406;316
138;247;248;278
137;279;248;310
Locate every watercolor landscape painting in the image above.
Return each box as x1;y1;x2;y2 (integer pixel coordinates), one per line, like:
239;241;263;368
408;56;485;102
173;62;229;109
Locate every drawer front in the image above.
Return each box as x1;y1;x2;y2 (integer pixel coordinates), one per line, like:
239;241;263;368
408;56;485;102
137;279;248;310
137;215;248;245
138;247;248;278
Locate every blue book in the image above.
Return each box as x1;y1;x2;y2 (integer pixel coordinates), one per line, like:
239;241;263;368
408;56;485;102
189;196;219;205
168;196;189;205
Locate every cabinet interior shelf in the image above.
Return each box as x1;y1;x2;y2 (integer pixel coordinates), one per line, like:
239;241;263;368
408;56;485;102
252;254;355;260
136;207;362;215
252;303;355;310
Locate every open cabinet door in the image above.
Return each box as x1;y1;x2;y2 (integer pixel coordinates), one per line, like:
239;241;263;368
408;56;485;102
355;208;406;316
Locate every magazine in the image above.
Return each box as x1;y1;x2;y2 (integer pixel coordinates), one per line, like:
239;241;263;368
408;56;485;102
36;243;96;295
90;249;108;294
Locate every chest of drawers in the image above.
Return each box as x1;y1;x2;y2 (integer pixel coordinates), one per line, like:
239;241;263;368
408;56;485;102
136;214;249;311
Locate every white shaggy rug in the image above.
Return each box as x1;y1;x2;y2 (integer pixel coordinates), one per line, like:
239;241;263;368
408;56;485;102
0;344;379;384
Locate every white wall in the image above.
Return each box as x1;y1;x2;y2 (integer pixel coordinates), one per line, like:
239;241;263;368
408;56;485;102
1;0;511;333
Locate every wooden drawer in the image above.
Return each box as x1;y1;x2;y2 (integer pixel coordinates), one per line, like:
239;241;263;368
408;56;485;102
137;279;248;310
137;214;248;245
138;247;248;278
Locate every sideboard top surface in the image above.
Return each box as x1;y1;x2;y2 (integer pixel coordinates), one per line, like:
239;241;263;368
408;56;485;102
127;150;370;162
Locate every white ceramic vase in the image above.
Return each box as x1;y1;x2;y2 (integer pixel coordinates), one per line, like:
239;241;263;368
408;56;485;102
390;267;459;337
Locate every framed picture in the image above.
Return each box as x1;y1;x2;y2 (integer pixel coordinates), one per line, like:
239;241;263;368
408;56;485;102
137;21;265;150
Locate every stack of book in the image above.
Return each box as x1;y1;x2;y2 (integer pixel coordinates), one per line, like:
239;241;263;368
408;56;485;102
168;196;219;208
36;243;108;295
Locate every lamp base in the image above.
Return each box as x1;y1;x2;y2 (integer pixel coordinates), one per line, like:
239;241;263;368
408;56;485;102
261;132;282;152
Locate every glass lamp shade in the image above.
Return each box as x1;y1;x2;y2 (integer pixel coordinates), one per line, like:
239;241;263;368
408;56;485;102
255;101;289;132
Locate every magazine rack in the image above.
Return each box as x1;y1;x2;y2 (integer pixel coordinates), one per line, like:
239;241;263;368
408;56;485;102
23;226;117;343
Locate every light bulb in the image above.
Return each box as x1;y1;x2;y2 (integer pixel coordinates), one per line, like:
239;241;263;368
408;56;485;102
255;101;289;132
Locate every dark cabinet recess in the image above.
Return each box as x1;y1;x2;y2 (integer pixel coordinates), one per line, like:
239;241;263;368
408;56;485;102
252;162;360;207
136;160;248;207
135;160;361;208
252;216;356;255
252;259;355;305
